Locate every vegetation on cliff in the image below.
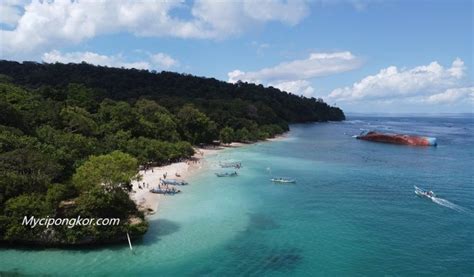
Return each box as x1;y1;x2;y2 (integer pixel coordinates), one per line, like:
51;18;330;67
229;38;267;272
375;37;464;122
0;60;344;246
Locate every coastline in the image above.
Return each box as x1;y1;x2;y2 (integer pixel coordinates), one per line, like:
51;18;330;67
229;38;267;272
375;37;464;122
130;136;286;216
130;142;245;215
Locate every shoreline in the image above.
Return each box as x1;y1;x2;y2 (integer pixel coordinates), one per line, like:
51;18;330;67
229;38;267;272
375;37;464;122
130;142;244;215
130;135;288;216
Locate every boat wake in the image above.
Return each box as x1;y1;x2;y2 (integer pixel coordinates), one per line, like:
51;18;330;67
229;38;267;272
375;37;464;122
430;197;468;213
415;186;470;213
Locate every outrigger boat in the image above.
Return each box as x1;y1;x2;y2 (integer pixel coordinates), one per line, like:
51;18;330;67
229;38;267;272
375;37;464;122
271;177;296;183
414;186;436;199
160;178;188;186
215;171;238;177
149;187;181;194
219;161;242;169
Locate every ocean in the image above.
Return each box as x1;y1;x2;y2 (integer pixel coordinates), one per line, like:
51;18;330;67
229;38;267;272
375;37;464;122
1;115;473;276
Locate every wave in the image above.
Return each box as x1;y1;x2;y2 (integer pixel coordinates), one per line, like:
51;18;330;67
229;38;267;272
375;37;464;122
430;197;469;213
344;120;365;124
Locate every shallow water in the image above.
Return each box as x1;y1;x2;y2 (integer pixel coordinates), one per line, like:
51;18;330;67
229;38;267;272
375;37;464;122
1;115;473;276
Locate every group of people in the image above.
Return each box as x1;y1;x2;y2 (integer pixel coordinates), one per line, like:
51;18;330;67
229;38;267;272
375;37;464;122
137;182;149;190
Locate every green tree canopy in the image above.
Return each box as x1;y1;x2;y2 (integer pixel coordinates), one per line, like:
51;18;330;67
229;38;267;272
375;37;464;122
219;127;235;144
177;104;217;144
60;106;98;136
73;151;139;192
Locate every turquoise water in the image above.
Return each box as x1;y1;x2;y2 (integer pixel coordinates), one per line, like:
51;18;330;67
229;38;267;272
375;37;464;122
1;115;473;276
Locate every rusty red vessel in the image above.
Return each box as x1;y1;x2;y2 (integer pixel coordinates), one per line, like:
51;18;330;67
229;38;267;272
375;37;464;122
356;131;437;146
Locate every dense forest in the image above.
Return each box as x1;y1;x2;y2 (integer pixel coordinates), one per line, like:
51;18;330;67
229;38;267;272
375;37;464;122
0;60;344;246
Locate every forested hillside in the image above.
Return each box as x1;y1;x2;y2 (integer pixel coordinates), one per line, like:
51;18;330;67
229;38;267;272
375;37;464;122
0;60;344;246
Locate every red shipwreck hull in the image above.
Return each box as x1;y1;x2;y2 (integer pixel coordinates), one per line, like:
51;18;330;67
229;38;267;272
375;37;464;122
356;131;437;146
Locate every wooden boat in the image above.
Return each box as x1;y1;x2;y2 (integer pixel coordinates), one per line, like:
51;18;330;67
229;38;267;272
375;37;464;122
149;187;181;194
270;177;296;183
215;171;238;177
160;178;188;185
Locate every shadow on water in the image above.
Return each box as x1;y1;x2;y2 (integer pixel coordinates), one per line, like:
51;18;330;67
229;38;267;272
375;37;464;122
188;212;302;276
262;247;303;271
0;218;181;254
246;212;280;231
226;242;304;275
192;244;304;276
138;218;180;246
0;269;24;277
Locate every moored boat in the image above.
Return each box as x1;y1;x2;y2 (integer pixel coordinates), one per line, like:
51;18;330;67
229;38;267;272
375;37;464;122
271;177;296;183
160;178;188;186
356;131;437;146
149;187;181;194
215;171;238;177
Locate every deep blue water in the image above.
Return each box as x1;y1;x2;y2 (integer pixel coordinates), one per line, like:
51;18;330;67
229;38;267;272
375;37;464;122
1;115;473;276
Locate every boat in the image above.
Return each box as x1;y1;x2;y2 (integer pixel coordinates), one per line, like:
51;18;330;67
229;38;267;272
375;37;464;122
414;186;436;199
215;171;238;177
149;187;181;194
219;161;242;168
160;178;188;186
271;177;296;183
356;131;437;146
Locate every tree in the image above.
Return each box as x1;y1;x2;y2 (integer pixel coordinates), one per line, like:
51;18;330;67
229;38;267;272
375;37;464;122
219;127;234;144
72;151;139;192
177;104;217;144
76;186;136;219
0;148;63;204
3;194;49;240
65;83;98;111
235;128;250;142
97;100;139;135
60;106;98;136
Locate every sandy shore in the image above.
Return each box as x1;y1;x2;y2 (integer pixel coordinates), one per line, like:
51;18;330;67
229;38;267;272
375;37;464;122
130;145;235;214
130;136;286;215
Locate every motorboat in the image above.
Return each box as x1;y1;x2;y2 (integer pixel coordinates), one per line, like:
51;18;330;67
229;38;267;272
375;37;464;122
215;171;238;177
271;177;296;183
414;186;436;199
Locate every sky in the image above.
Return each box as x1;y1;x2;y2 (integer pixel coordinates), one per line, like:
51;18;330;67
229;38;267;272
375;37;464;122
0;0;472;113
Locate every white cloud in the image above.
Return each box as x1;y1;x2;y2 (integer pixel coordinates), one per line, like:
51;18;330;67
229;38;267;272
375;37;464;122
229;51;361;84
426;87;474;104
42;50;178;70
328;58;468;103
149;53;179;69
227;51;361;96
0;0;310;57
242;0;310;25
0;0;28;26
270;80;315;97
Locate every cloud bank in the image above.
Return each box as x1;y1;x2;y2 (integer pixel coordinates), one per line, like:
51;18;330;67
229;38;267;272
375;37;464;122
228;51;362;96
328;58;471;105
42;50;178;70
0;0;310;57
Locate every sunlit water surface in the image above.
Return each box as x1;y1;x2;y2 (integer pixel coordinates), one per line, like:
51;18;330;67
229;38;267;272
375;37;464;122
1;115;473;276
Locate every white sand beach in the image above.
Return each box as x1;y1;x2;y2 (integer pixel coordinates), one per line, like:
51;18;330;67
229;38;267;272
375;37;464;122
130;138;283;215
130;146;227;214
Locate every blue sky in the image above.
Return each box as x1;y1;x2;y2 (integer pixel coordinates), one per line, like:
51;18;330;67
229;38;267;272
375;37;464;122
0;0;472;113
